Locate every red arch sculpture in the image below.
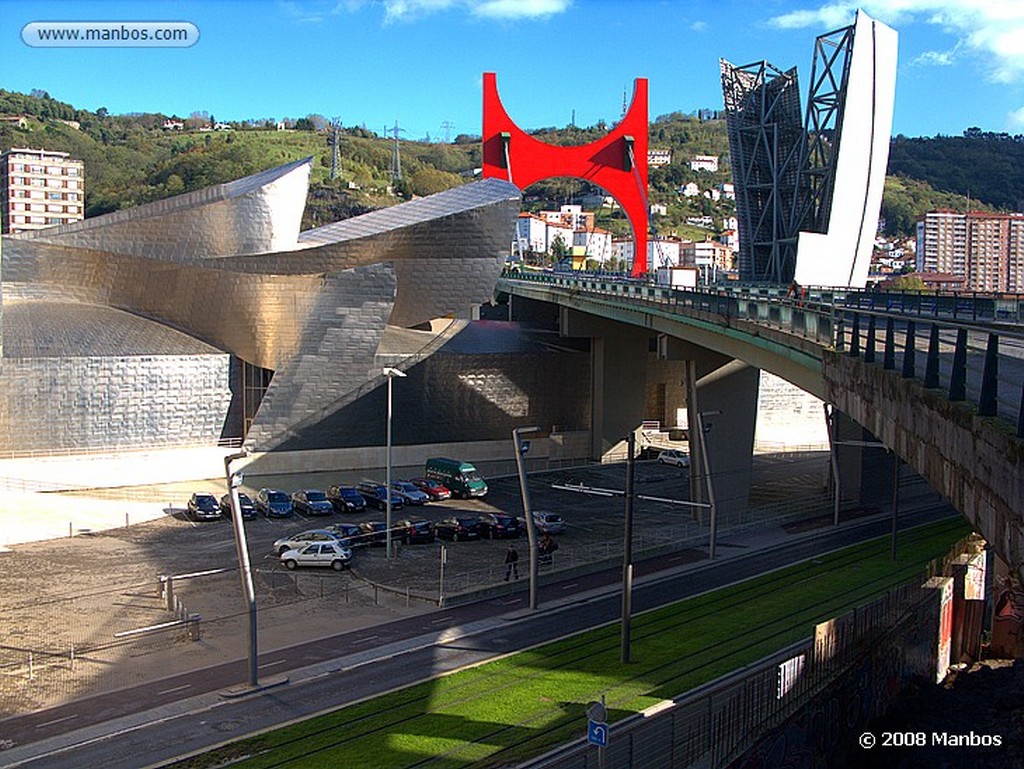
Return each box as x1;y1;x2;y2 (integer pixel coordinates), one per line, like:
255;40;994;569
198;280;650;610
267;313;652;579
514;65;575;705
482;72;650;276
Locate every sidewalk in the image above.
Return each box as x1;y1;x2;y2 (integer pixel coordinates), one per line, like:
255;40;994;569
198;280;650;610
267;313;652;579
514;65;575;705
0;447;236;549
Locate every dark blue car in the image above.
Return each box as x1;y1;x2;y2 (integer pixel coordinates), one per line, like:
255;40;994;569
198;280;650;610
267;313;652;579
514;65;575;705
256;488;293;518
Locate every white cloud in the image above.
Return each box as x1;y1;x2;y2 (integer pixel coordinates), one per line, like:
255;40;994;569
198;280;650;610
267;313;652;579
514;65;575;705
767;1;1024;84
691;20;708;32
383;0;570;23
1009;106;1024;129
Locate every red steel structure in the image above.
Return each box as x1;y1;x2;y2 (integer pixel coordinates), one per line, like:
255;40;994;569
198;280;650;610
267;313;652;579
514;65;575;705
481;72;650;276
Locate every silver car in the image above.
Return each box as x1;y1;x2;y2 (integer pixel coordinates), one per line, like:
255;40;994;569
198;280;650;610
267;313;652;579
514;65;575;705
273;529;341;556
279;541;352;571
657;449;690;468
519;511;566;534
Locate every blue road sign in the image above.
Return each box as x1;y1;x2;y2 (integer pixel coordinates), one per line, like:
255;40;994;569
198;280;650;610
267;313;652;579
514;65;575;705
587;720;609;747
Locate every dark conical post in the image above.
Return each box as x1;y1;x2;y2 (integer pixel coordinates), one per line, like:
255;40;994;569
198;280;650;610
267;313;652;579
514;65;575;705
924;324;940;388
849;313;860;357
949;329;968;401
979;333;999;417
902;321;916;378
883;317;896;370
864;315;877;363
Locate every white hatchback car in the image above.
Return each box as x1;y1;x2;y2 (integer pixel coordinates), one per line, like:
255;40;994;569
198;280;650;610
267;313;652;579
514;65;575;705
657;449;690;468
279;541;352;571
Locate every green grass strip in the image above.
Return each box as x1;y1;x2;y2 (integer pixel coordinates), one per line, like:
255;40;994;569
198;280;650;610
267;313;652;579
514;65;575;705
174;518;970;769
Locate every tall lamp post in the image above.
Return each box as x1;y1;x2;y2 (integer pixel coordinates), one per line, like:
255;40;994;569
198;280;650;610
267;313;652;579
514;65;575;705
222;451;286;694
512;425;540;610
383;367;406;560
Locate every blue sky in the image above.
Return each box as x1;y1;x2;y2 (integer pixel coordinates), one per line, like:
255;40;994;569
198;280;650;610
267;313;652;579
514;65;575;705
2;0;1024;139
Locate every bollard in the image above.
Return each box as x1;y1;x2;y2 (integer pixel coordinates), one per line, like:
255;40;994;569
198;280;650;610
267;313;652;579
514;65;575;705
125;512;130;528
187;614;202;641
70;643;75;672
374;585;379;606
69;521;73;538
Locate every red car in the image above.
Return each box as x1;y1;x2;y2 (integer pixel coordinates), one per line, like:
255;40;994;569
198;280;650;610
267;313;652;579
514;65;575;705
410;477;452;501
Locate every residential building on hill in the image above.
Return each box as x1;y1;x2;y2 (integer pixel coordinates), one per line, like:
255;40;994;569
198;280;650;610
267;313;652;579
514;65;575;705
689;154;719;173
1;148;84;234
647;148;672;167
916;209;1024;291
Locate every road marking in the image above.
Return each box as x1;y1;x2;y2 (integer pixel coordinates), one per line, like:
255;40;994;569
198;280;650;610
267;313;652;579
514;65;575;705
561;583;578;590
430;616;453;625
352;635;379;645
258;659;287;669
35;714;78;729
498;597;521;605
156;684;191;696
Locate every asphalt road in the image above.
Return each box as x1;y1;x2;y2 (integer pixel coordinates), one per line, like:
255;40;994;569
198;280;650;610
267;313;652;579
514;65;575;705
0;503;957;769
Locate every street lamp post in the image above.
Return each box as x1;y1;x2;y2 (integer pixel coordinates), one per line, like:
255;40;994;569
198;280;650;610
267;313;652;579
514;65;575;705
621;431;636;663
695;411;720;559
512;425;540;609
383;367;407;561
224;450;258;689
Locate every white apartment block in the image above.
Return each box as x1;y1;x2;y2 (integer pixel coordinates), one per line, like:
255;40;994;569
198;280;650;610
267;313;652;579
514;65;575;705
573;227;613;263
541;204;594;231
613;237;682;269
647;148;672;167
1;148;85;234
546;221;574;254
515;212;548;253
689;154;719;173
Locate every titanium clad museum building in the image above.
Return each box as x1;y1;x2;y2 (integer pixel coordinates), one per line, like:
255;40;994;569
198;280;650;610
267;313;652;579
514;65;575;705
0;158;591;456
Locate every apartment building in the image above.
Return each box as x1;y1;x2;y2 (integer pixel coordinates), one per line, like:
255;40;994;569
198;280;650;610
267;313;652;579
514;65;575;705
1;148;85;234
916;209;1024;291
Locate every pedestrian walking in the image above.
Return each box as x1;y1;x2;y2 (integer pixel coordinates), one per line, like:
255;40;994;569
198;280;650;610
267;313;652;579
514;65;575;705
504;543;519;581
539;533;558;565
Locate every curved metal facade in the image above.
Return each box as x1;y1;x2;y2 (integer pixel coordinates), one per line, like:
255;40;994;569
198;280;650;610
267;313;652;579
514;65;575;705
0;159;521;453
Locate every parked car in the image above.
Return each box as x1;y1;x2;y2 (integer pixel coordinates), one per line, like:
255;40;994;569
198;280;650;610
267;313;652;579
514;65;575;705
327;485;366;514
658;449;690;468
356;482;404;512
434;515;481;542
291;489;333;516
256;488;293;518
357;520;389;546
219;492;257;520
187;492;221;521
395;517;435;544
328;522;365;547
279;541;352;571
273;529;341;556
390;481;430;506
518;510;566;535
476;513;521;539
424;457;488;499
409;477;452;501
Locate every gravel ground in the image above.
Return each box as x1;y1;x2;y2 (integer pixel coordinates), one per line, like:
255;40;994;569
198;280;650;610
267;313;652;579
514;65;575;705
0;453;844;717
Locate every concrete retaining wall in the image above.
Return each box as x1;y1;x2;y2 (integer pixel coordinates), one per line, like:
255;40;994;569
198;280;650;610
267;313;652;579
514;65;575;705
822;350;1024;571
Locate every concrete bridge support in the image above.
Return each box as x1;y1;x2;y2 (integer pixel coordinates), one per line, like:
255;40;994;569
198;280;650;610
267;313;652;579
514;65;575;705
829;408;896;511
659;336;759;520
560;309;653;459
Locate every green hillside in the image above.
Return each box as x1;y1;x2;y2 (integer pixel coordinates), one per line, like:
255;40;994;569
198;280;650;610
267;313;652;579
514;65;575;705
1;88;1016;239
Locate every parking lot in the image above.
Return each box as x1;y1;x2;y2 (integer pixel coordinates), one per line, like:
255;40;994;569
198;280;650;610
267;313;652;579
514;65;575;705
0;452;837;716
